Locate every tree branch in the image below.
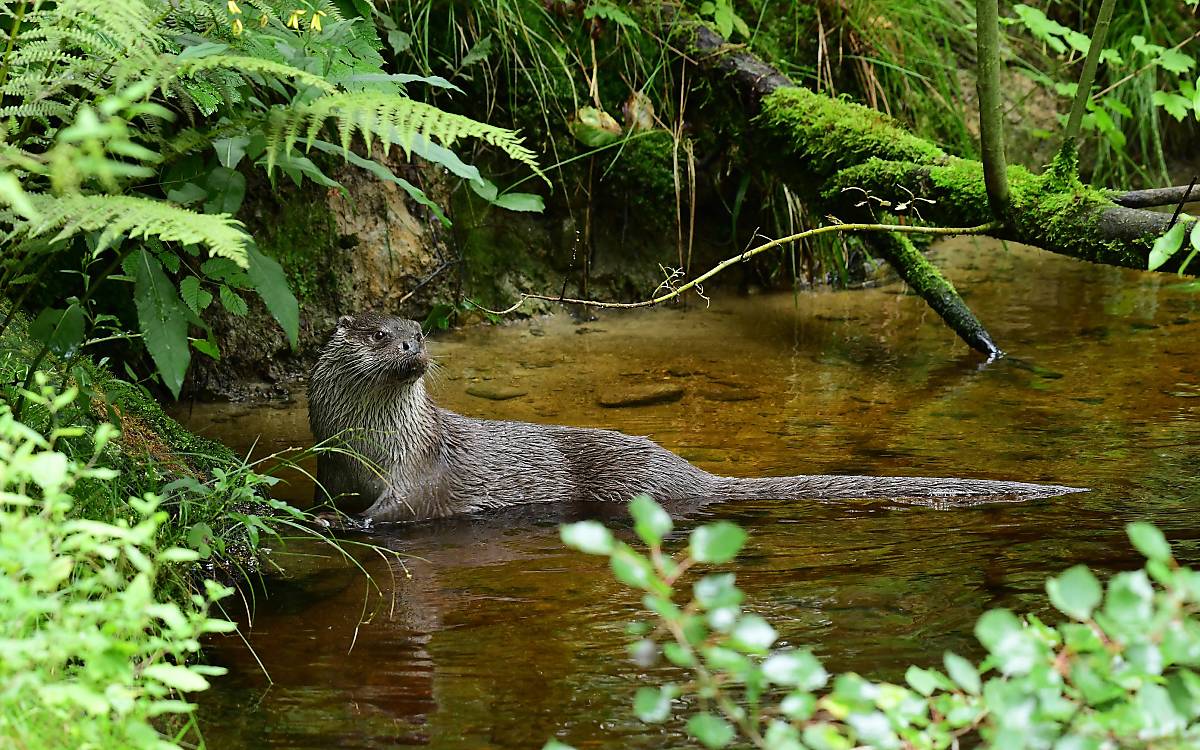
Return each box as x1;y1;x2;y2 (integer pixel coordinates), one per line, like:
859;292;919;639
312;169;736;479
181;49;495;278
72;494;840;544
1112;180;1197;209
469;222;998;316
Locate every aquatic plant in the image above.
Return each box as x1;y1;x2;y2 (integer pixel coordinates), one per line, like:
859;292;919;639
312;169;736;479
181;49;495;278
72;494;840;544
557;496;1200;749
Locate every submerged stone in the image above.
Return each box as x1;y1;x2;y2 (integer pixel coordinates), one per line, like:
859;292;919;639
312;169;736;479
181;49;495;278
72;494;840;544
596;384;684;408
466;384;528;401
698;384;760;402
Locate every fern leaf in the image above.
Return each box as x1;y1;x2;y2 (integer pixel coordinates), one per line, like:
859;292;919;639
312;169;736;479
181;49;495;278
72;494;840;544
176;55;338;94
20;194;250;267
266;93;545;181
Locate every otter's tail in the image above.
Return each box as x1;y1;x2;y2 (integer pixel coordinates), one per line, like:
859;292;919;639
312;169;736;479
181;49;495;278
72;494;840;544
710;474;1085;506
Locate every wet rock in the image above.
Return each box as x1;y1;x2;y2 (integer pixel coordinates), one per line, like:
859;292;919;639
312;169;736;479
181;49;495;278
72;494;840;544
466;384;527;401
596;384;684;408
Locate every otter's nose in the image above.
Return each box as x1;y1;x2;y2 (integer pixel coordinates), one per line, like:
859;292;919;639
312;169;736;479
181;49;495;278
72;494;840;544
401;338;421;353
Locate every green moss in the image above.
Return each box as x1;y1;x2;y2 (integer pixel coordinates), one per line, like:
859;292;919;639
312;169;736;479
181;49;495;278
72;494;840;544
451;188;563;313
251;184;338;304
758;87;947;181
604;130;680;213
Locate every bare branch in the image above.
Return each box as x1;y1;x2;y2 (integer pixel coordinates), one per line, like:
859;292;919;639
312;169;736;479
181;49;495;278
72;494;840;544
467;222;998;316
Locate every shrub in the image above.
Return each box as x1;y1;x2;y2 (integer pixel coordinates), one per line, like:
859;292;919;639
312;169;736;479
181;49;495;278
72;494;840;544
0;387;233;749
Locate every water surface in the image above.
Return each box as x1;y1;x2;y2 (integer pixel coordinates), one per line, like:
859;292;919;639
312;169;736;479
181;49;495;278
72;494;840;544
180;238;1200;749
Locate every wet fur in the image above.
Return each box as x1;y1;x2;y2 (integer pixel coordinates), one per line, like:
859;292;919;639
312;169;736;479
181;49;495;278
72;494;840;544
310;313;1084;523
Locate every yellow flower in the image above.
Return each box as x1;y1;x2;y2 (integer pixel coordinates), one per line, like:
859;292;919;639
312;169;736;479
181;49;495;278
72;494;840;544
227;0;241;14
310;10;326;32
286;9;306;29
231;17;243;35
258;13;269;27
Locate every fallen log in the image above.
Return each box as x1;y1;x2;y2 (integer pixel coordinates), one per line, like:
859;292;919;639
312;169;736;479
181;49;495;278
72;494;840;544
686;26;1197;350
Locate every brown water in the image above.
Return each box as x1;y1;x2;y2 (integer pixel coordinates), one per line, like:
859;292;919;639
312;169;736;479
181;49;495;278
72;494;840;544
179;238;1200;749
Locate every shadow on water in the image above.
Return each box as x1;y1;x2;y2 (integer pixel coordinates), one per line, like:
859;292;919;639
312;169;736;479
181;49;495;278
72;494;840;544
178;239;1200;749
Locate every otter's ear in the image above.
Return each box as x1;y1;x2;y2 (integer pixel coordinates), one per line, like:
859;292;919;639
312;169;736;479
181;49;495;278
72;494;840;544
337;315;355;330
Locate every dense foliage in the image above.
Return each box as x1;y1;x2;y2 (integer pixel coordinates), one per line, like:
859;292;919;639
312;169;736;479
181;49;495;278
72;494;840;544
0;0;541;396
560;497;1200;749
0;382;233;749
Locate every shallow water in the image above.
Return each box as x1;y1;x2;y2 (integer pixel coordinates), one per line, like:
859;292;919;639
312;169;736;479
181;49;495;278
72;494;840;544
179;238;1200;749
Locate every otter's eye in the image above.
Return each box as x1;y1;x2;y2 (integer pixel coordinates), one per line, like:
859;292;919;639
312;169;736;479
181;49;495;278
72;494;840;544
372;330;387;342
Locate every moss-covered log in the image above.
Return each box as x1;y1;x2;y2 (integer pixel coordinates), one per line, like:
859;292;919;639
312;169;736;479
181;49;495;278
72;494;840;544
691;27;1198;276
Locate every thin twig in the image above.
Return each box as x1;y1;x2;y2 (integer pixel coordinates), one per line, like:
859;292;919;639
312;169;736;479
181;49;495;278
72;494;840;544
1063;0;1117;147
467;222;999;315
1167;177;1197;231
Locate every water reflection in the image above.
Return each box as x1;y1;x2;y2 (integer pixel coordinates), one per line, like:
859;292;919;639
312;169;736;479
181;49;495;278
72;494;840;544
181;239;1200;749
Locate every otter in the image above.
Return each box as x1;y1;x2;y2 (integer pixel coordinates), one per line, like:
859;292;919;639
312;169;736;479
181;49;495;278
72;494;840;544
309;312;1084;524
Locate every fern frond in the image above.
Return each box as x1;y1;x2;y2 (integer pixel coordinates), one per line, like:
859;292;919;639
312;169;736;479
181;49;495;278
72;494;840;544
20;194;250;267
0;102;72;120
266;93;545;180
176;56;338;94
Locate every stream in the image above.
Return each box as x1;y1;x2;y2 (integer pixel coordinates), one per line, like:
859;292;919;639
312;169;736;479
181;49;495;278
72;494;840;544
177;238;1200;749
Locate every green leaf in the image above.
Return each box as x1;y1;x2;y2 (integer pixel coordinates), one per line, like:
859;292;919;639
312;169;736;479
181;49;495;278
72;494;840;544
687;712;735;749
633;684;675;723
610;544;663;592
690;522;747;563
387;29;412;55
1149;221;1188;270
584;2;640;29
143;664;210;692
129;249;190;398
568;107;622;147
408;134;481;182
1153;91;1193;121
943;651;981;694
1047;564;1103;620
1158;48;1196;74
218;285;249;317
560;521;614;555
729;613;777;653
29;304;85;358
763;649;829;690
1127;522;1172;562
0;171;41;220
191;338;220;360
213;136;251;169
247;244;299;347
905;666;941;696
974;609;1038;675
629;494;672;546
713;0;734;38
178;276;213;316
492;192;544;213
694;573;743;609
461;34;492;66
203;166;246;215
1103;570;1154;625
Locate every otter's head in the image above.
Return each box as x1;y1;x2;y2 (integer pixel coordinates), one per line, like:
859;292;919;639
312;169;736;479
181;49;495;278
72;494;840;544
320;312;429;386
